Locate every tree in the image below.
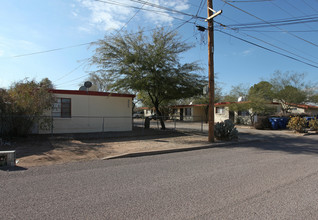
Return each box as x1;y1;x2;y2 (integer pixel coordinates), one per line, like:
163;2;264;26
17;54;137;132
89;28;206;129
228;81;276;125
223;84;249;102
269;71;312;114
1;78;55;136
248;81;274;101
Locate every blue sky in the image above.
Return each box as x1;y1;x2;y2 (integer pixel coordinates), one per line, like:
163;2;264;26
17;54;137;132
0;0;317;94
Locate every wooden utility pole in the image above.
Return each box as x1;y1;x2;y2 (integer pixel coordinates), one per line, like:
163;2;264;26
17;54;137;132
206;0;222;142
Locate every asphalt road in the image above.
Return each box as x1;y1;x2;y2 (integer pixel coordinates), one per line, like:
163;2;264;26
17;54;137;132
1;135;318;219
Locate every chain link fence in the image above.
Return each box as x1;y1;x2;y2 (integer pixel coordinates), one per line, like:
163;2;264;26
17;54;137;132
0;115;209;140
133;116;209;133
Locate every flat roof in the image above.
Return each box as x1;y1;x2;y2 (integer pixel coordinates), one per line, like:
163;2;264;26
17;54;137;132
50;89;135;98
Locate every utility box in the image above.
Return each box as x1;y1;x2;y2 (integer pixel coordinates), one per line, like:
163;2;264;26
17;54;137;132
0;151;16;167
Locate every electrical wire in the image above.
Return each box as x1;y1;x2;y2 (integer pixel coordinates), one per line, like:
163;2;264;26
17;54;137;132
216;29;318;69
217;14;318;61
216;25;318;65
55;20;195;88
222;0;318;48
225;15;318;29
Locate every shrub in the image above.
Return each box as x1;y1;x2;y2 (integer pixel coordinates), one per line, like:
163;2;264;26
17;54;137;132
287;116;307;133
254;116;272;130
214;119;238;141
309;118;318;131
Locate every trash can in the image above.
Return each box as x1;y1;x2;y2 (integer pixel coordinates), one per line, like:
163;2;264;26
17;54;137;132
269;117;279;130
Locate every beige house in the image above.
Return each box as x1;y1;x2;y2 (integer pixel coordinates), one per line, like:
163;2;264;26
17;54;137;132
170;102;235;123
170;102;283;124
287;103;318;115
38;89;135;134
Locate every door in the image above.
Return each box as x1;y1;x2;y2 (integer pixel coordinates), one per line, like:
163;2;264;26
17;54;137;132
180;108;184;121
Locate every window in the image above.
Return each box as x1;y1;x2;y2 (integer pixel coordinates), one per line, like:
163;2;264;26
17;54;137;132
238;111;249;116
185;108;192;116
52;98;71;118
216;107;224;114
172;109;178;115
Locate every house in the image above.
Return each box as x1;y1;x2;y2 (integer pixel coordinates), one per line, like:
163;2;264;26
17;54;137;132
170;104;208;121
170;101;282;124
37;89;135;134
287;103;318;115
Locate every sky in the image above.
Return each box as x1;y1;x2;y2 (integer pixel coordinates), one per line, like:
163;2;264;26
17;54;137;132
0;0;318;94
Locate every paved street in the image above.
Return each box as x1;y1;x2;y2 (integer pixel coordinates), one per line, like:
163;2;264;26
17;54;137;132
1;134;318;219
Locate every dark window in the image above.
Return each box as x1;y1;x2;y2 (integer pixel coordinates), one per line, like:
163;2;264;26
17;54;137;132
52;98;71;118
238;111;249;116
61;98;71;118
216;107;224;114
185;108;192;116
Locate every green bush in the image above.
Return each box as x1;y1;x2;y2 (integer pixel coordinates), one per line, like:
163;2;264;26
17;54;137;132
309;119;318;131
287;116;307;133
214;120;238;141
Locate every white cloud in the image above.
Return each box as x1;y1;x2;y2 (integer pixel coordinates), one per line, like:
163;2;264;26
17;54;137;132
242;49;253;56
74;0;190;32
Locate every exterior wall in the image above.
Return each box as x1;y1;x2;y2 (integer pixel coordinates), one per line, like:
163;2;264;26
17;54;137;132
40;93;133;134
215;106;230;123
192;106;207;122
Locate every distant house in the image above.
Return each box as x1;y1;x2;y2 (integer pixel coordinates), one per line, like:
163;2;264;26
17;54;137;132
36;89;135;134
170;102;282;124
287;103;318;115
170;104;208;121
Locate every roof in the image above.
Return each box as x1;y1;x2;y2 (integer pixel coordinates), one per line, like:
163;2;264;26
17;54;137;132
49;89;135;98
289;103;318;109
171;101;281;108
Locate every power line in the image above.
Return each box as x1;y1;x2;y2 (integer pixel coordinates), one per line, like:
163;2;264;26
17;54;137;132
216;29;318;69
128;0;206;20
216;26;318;66
118;0;148;33
217;14;318;61
302;0;318;14
222;0;318;48
55;20;196;88
5;42;92;58
242;29;318;33
225;15;318;29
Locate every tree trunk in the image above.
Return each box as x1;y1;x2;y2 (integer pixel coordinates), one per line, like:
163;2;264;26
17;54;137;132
155;105;166;130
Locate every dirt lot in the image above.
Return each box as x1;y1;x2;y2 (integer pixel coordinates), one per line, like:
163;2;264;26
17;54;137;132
0;128;213;168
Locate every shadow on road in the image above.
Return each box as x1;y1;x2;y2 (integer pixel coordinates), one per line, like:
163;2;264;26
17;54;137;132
0;166;28;172
226;134;318;156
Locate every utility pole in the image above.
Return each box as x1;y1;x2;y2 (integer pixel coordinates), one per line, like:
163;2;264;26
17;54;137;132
206;0;222;142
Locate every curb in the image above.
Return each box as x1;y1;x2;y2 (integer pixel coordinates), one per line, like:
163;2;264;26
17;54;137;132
103;139;262;160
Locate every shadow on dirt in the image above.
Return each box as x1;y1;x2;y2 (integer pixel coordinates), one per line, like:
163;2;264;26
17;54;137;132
0;127;189;159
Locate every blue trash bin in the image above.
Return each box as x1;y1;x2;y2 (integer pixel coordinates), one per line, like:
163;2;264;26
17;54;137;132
269;117;279;130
